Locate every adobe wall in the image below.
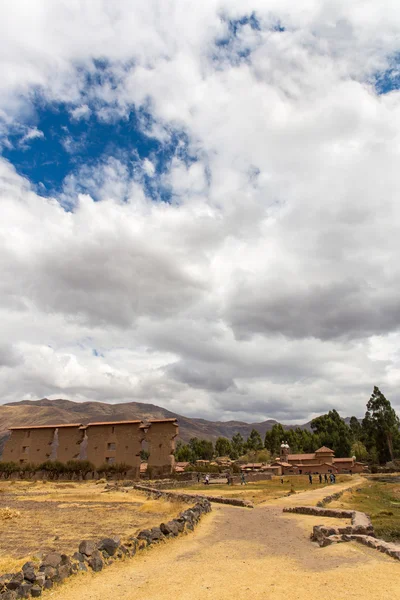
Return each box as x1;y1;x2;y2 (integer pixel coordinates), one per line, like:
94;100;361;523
146;421;178;477
85;422;144;477
1;429;28;463
57;427;85;463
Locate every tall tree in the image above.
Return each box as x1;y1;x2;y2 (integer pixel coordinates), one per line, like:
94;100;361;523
215;437;232;457
349;416;362;441
363;386;400;462
231;433;244;458
246;429;264;451
310;409;352;457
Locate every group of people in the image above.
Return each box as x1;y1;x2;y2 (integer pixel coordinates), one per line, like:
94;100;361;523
200;472;248;485
308;472;336;484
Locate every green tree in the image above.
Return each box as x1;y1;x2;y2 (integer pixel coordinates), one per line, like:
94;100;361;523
264;423;285;456
215;437;232;457
311;409;352;457
363;386;400;463
246;429;264;452
174;441;194;462
188;438;214;461
351;441;368;462
231;432;244;458
349;416;362;441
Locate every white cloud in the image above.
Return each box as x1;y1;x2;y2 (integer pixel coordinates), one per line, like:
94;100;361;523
1;1;400;421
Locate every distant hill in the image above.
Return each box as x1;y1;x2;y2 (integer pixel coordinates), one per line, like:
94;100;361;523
0;398;297;455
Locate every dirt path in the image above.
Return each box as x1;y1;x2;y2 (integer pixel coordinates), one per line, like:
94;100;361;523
47;478;399;600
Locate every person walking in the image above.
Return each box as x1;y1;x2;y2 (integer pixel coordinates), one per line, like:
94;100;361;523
319;473;322;484
308;473;313;484
204;474;210;485
324;473;328;483
241;472;247;485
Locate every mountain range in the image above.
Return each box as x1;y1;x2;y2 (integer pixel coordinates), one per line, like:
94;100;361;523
0;398;298;455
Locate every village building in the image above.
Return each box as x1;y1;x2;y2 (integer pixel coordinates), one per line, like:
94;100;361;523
271;442;367;475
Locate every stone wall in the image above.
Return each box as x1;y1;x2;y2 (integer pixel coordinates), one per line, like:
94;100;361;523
133;484;254;508
0;488;211;598
283;504;400;560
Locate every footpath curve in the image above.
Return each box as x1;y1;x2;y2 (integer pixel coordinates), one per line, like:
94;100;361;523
47;478;399;600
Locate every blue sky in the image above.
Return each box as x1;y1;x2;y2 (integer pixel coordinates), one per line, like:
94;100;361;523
2;99;197;203
2;1;400;422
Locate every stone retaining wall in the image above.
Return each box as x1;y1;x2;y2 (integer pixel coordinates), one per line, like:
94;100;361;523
133;484;254;508
0;493;211;599
283;504;400;560
316;486;359;507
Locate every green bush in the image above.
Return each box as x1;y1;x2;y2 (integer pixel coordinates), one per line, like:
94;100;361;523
0;461;20;478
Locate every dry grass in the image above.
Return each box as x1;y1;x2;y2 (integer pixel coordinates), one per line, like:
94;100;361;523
171;475;353;505
0;481;184;573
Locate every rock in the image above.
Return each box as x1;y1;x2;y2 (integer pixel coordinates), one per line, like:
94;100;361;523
160;522;178;536
149;527;164;542
16;582;32;598
88;550;103;572
43;580;53;591
78;562;87;572
6;573;24;590
40;566;56;580
1;591;17;600
56;564;71;581
79;540;97;557
41;552;62;568
72;552;85;563
30;585;42;598
21;562;36;583
34;574;45;588
97;536;121;557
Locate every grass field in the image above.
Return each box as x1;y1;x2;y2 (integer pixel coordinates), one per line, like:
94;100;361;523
0;480;184;575
330;476;400;542
168;474;353;505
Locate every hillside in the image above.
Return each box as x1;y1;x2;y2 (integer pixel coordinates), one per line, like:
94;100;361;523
0;398;289;454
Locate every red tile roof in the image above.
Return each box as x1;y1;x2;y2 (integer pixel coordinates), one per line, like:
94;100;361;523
86;420;143;427
333;458;354;463
9;423;82;430
287;453;316;461
315;446;334;453
147;419;178;424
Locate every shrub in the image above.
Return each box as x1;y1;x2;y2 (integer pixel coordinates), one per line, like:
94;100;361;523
0;462;20;478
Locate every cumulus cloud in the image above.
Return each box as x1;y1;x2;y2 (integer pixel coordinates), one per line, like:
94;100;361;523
1;1;400;421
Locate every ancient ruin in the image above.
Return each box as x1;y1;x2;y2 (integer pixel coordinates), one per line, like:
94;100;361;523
1;419;179;478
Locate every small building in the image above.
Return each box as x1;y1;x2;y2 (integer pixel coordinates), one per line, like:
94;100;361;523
275;442;367;475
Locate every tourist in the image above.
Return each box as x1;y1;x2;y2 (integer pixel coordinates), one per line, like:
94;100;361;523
241;472;247;485
308;473;313;484
204;474;210;485
281;478;284;484
197;473;201;483
324;473;328;483
330;473;334;484
319;474;322;484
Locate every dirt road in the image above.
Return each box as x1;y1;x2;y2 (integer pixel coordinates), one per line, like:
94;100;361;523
47;481;400;600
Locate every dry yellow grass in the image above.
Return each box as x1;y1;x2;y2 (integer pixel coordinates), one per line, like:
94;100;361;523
0;481;185;572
